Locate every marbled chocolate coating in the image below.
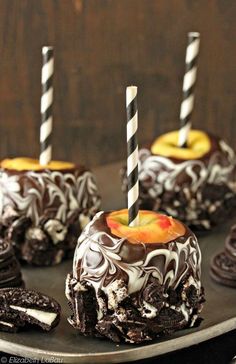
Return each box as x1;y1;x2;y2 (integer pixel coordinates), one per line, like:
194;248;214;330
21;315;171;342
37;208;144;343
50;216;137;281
73;211;201;295
0;166;101;265
122;134;236;230
0;166;100;224
66;211;204;343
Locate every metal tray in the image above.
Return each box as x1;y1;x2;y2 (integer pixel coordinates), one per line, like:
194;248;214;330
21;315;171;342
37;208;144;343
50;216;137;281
0;162;236;363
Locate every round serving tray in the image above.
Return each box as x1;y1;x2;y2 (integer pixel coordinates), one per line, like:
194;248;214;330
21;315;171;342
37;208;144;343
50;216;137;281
0;162;236;362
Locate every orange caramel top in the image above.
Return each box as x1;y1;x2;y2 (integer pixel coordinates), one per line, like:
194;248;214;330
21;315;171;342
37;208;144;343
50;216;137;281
106;209;185;244
151;130;211;160
1;157;75;171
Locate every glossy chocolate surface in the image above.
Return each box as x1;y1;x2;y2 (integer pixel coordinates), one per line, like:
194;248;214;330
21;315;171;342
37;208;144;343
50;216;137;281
0;164;101;265
122;133;236;230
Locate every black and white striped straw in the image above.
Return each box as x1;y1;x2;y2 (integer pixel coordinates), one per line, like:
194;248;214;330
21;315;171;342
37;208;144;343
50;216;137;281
126;86;139;227
178;32;200;147
39;46;54;165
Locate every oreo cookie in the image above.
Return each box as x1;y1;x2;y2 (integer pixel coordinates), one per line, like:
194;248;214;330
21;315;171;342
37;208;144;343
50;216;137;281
210;252;236;288
0;240;24;288
156;308;186;334
0;288;61;332
0;239;13;264
0;320;18;333
225;225;236;262
21;232;65;266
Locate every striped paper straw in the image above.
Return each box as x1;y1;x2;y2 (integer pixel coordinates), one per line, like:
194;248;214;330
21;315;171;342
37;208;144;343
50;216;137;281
40;46;54;165
178;32;200;148
126;86;139;227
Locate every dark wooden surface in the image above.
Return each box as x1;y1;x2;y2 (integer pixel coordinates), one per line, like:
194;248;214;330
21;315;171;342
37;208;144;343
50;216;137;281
0;0;236;167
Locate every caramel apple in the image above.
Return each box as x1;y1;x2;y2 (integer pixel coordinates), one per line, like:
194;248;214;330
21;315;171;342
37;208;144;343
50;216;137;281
0;157;101;266
122;130;236;230
66;209;204;343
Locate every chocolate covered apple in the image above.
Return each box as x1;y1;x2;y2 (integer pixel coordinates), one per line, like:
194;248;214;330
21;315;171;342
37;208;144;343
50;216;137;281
0;157;100;266
66;209;204;343
121;130;236;230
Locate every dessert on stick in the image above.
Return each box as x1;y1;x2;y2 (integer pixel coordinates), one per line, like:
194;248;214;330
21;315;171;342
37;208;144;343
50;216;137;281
66;87;204;344
137;130;236;231
122;33;236;231
0;47;100;266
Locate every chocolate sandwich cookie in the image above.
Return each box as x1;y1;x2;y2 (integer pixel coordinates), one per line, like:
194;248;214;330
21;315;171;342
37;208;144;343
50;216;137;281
0;276;24;289
0;320;18;333
0;239;13;265
0;240;24;288
0;259;22;285
21;228;65;266
0;288;61;332
0;258;20;279
210;252;236;288
225;225;236;262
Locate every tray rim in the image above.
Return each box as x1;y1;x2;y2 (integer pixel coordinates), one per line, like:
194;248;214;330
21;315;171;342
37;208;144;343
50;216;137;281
0;318;236;363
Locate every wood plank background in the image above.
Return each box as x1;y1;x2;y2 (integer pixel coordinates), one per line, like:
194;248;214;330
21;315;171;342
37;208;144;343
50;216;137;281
0;0;236;167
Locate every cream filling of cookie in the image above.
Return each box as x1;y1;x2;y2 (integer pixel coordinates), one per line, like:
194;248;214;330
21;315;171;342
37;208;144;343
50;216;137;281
169;303;191;322
26;227;47;241
105;280;128;310
10;305;57;325
139;301;158;319
0;320;14;327
190;314;198;327
74;281;87;292
44;220;67;244
180;303;190;322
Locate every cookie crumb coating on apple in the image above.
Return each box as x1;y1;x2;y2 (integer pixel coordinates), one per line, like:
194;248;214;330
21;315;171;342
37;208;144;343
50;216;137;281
0;157;101;266
122;130;236;231
66;210;205;343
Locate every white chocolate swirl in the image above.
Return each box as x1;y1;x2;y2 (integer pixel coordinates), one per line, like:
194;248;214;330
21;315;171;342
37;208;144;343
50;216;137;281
73;212;201;295
0;169;100;225
135;139;236;228
139;140;236;196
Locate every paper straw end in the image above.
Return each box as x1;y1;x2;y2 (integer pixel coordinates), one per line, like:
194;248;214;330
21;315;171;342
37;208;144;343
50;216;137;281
188;31;200;38
126;85;137;92
42;46;54;54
